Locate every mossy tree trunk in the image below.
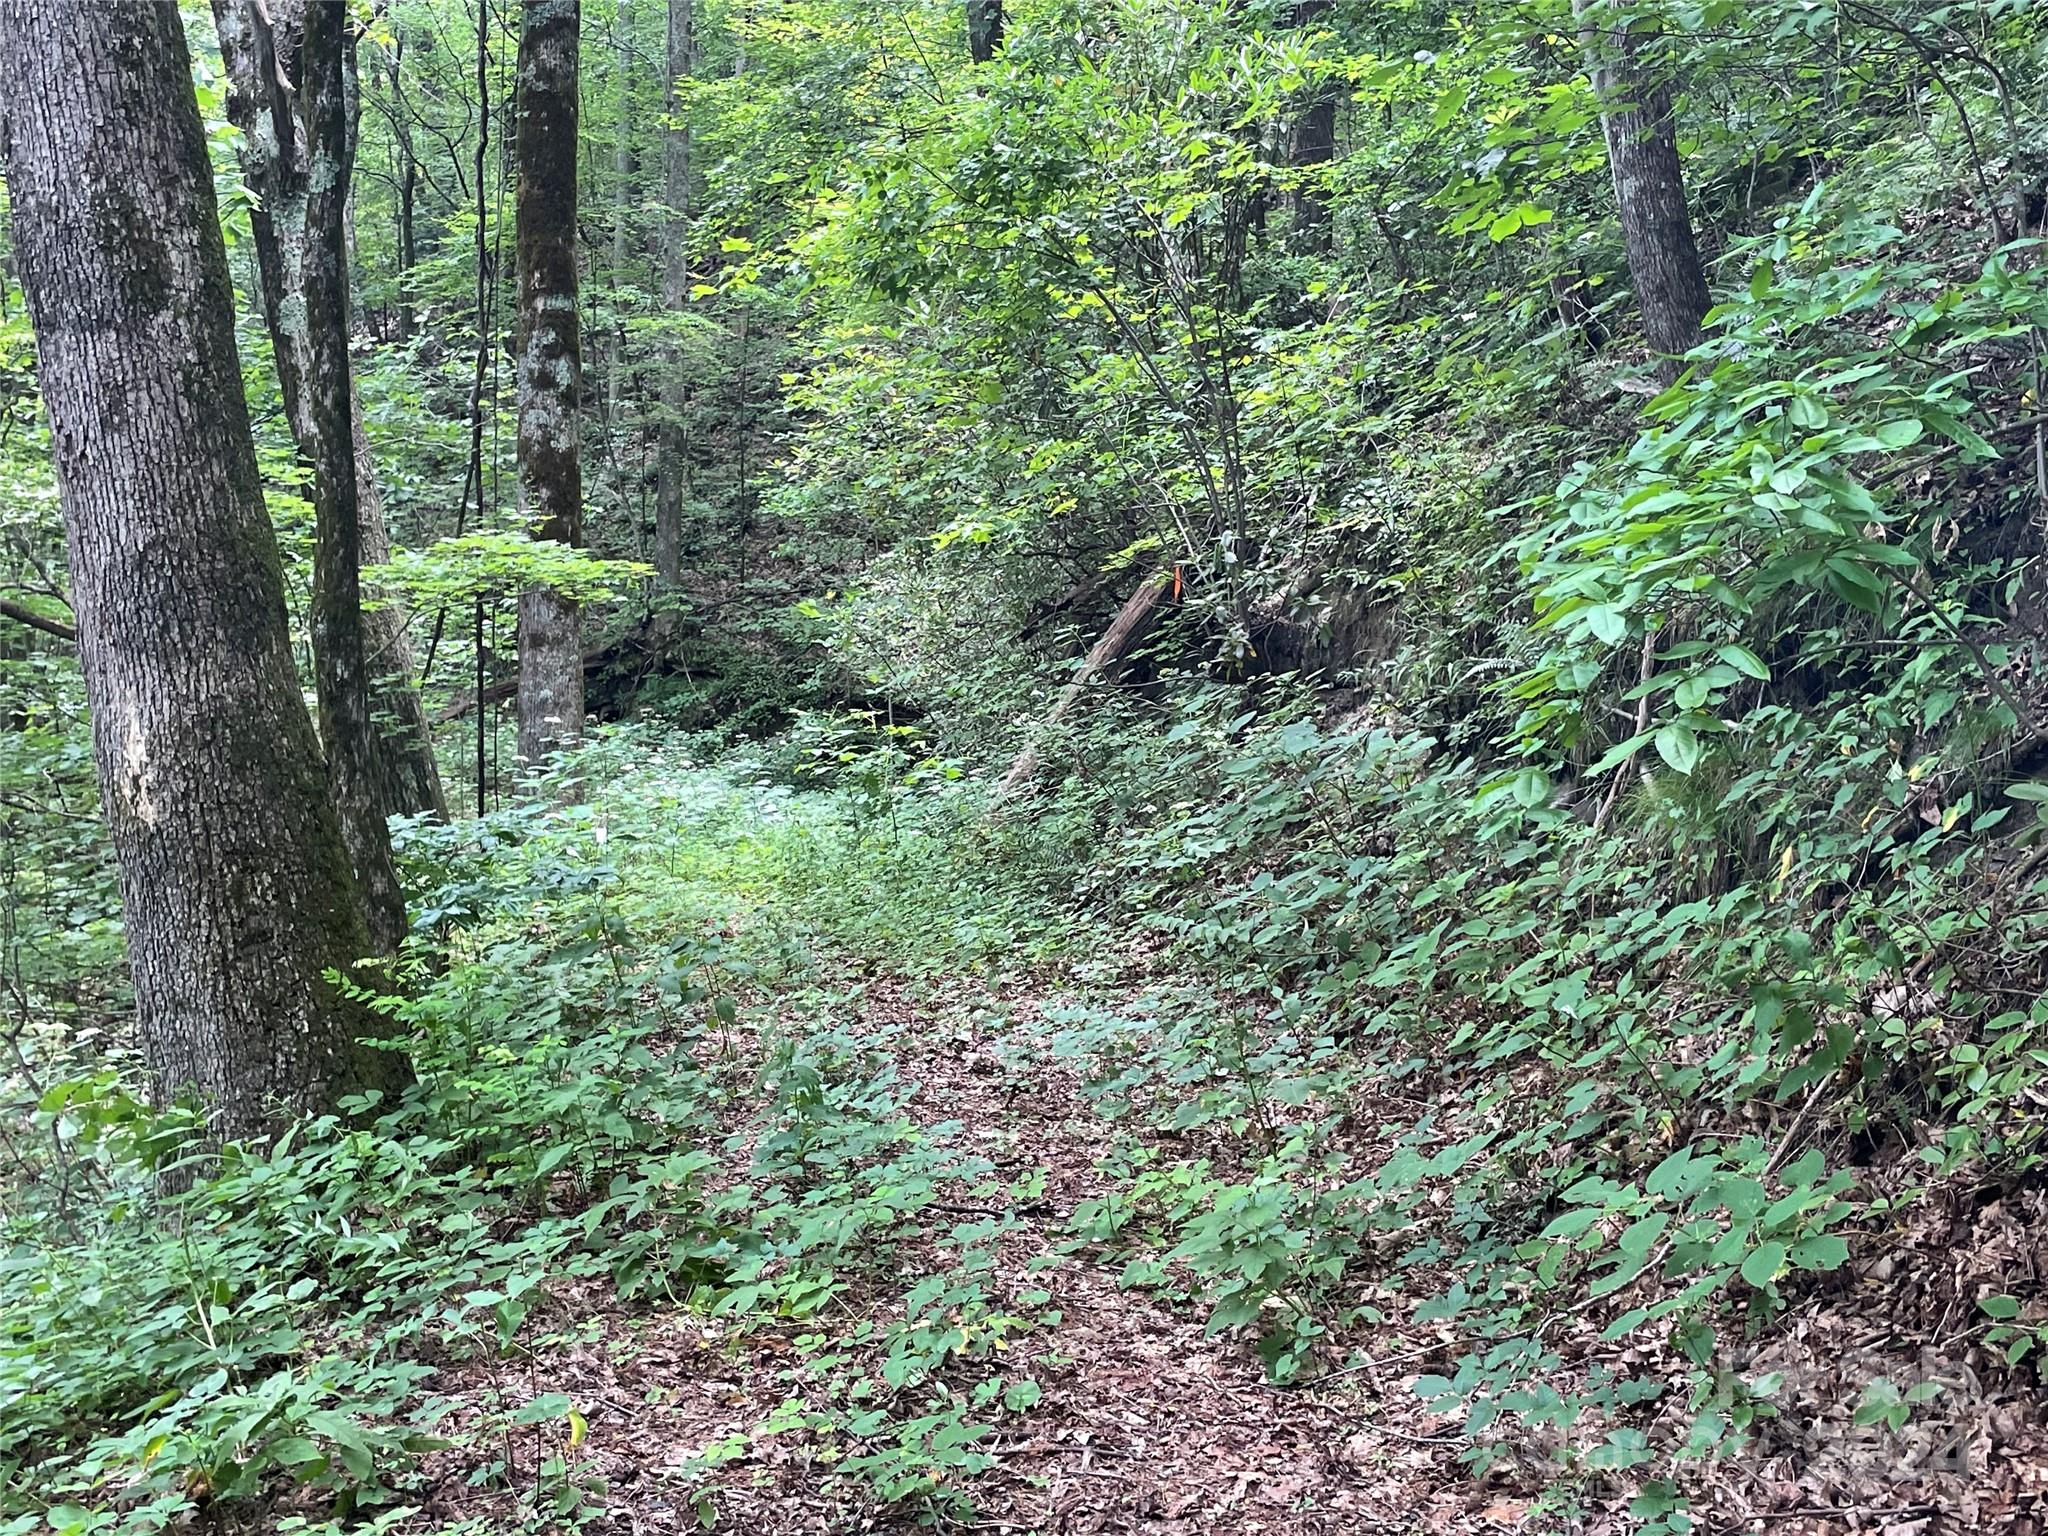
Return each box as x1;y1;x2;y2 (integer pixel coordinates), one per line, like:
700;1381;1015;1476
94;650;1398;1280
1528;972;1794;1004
210;0;423;951
515;0;587;768
0;0;408;1139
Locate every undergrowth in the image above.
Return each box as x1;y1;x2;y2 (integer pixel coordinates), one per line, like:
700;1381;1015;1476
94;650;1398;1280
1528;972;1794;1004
8;689;2048;1531
0;739;1049;1534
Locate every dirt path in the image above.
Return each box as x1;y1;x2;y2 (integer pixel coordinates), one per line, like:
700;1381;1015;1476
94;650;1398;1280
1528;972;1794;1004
411;972;1519;1535
401;960;2048;1536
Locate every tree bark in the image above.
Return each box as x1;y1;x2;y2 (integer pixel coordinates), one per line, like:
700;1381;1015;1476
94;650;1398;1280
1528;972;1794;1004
344;34;448;825
654;0;694;588
0;0;406;1139
967;0;1003;63
211;0;411;952
388;33;419;340
1574;0;1710;378
607;0;633;433
516;0;587;769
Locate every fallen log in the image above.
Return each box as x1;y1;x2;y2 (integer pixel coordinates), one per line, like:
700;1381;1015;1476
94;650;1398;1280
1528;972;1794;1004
994;568;1172;801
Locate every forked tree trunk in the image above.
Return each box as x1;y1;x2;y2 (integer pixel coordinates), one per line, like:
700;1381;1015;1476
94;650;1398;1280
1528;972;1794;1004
1574;0;1710;379
0;0;406;1139
211;0;413;951
515;0;587;768
654;0;694;588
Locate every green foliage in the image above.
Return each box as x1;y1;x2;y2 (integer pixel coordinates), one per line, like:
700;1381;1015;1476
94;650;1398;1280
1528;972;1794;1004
1;747;1066;1531
9;0;2048;1528
374;534;651;609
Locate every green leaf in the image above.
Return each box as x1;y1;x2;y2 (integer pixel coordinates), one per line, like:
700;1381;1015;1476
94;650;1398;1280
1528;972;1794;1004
1655;722;1702;776
1718;644;1770;680
1871;418;1924;449
512;1393;574;1426
1618;1211;1670;1257
1789;1234;1849;1272
1586;605;1628;644
1740;1241;1787;1288
1715;1176;1767;1221
1541;1207;1605;1239
1673;674;1714;710
267;1434;325;1468
1586;729;1654;776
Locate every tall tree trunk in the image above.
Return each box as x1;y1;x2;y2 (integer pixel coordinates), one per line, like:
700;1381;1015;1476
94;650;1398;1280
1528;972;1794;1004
515;0;587;768
1574;0;1710;378
967;0;1003;63
211;0;410;953
0;0;406;1139
343;34;448;825
1285;0;1337;251
654;0;693;589
607;0;633;434
389;34;419;341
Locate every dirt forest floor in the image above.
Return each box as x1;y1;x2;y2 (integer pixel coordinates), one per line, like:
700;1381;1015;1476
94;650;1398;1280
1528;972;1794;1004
401;967;2048;1536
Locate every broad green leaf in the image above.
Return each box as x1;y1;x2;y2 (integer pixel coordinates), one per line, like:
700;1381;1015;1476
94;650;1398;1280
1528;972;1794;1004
1587;605;1628;644
1789;1234;1849;1271
1718;644;1770;680
1655;722;1701;775
1740;1241;1787;1288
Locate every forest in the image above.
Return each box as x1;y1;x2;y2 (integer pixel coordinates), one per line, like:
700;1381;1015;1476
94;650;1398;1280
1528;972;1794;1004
4;0;2048;1530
